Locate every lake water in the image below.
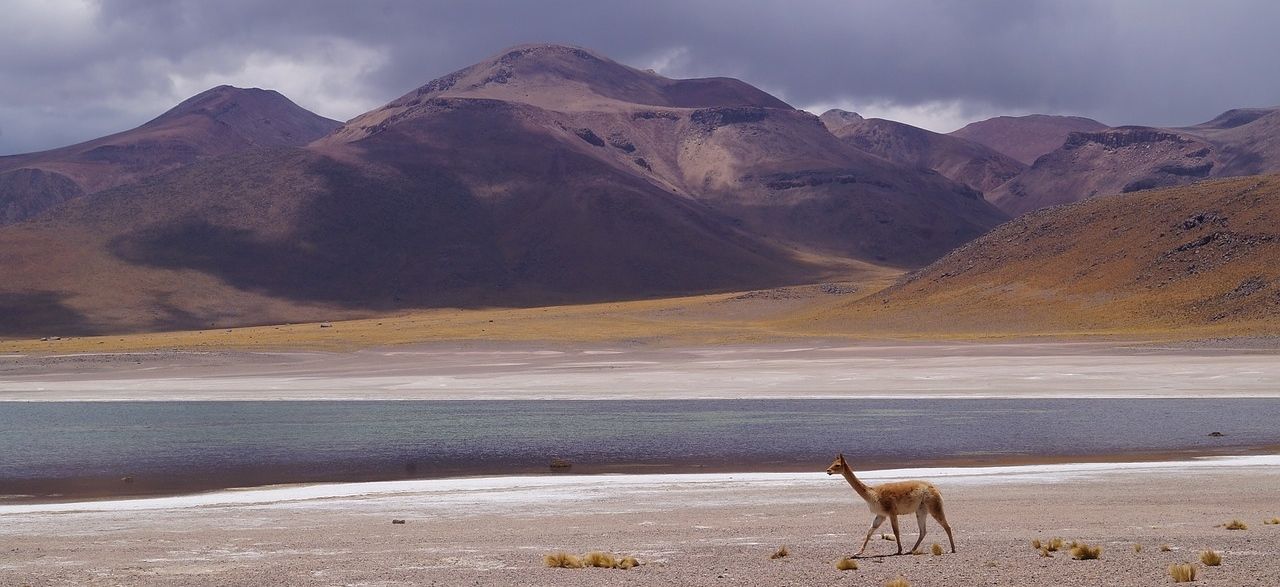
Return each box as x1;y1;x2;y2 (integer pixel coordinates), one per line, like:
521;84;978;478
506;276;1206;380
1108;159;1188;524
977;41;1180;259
1;399;1277;500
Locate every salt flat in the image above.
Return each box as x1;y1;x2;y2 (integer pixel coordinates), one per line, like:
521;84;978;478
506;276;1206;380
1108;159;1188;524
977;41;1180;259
1;341;1278;400
2;456;1277;585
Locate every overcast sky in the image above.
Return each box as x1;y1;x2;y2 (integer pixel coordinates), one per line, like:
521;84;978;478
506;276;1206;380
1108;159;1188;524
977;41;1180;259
3;0;1279;155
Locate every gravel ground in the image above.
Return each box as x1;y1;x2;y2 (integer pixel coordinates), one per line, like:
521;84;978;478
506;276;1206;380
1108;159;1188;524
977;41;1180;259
2;459;1277;586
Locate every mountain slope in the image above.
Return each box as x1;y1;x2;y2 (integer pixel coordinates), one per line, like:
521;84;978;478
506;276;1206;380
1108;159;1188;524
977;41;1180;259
950;114;1108;165
807;175;1280;336
0;44;1010;336
0;86;340;225
820;109;1026;194
987;106;1280;215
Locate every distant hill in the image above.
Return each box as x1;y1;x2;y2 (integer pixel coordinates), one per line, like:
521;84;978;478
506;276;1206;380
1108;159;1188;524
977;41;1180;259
950;114;1109;165
821;109;1025;194
986;107;1280;215
0;44;1004;336
0;86;340;225
807;175;1280;336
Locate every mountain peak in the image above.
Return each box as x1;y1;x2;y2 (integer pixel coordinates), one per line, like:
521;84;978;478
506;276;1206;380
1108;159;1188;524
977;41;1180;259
140;85;340;146
819;109;864;132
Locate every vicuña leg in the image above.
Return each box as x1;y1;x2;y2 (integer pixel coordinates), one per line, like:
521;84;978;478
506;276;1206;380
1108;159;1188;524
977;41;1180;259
889;514;902;554
857;514;886;556
909;508;928;553
927;498;956;553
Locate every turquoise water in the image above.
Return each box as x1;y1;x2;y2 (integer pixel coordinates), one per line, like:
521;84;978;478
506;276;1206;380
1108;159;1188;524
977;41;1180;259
0;399;1276;498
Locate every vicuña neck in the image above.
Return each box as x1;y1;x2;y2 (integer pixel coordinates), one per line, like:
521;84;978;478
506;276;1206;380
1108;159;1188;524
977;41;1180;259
841;467;872;501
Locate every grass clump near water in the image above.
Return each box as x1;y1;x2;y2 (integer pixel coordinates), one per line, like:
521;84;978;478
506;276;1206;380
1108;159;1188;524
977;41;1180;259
1070;543;1102;560
1169;562;1197;582
931;543;944;556
544;552;583;568
1225;519;1248;530
583;551;619;568
885;577;911;587
835;557;859;571
770;545;789;559
1199;549;1221;566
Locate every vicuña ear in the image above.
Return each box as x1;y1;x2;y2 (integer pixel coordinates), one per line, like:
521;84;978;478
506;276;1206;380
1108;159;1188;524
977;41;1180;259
838;453;845;459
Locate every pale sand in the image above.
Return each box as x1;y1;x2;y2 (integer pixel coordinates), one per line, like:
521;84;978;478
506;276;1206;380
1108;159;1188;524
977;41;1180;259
2;341;1280;400
2;457;1278;586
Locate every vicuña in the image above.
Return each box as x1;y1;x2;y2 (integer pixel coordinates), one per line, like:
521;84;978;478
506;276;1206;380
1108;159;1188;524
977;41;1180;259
826;453;956;556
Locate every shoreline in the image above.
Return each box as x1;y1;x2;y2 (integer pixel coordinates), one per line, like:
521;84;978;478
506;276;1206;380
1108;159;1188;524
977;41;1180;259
6;453;1280;515
5;445;1278;506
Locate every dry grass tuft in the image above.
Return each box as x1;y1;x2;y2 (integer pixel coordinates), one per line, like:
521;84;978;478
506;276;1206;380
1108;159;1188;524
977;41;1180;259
1031;539;1042;550
1199;549;1221;566
1045;537;1064;552
1038;548;1053;558
881;533;896;541
885;577;911;587
770;545;789;559
1169;563;1197;582
835;557;859;571
1070;543;1102;560
1134;543;1143;553
1264;517;1280;525
618;556;640;570
931;543;944;556
1225;519;1248;530
544;552;583;569
583;552;618;568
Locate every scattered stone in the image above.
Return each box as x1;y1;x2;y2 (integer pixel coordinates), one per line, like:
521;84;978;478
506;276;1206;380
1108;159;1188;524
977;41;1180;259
1208;431;1225;437
121;476;134;484
319;322;333;328
391;519;406;525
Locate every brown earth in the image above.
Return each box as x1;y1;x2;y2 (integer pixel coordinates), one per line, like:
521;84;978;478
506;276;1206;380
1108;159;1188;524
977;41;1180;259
808;175;1280;337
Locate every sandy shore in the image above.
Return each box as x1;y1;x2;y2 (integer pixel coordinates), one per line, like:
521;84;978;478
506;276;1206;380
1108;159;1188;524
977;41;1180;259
3;341;1280;400
1;456;1277;586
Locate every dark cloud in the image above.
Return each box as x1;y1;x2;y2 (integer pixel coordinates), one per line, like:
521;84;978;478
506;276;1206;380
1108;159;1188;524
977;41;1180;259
3;0;1279;154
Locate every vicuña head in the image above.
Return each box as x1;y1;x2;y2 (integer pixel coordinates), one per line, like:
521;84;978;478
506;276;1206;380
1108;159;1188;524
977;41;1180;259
826;453;955;557
826;453;848;475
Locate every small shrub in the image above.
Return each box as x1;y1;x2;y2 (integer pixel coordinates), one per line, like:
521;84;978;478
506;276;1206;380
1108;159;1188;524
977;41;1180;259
1264;517;1280;525
881;533;896;541
1134;543;1143;553
835;557;858;571
1169;562;1197;582
1038;548;1052;558
770;545;789;559
1199;549;1221;566
618;556;640;570
583;551;618;568
885;578;911;587
1031;539;1042;550
1160;544;1173;552
1225;519;1248;530
1070;543;1102;560
544;552;583;568
1046;537;1064;552
931;543;944;556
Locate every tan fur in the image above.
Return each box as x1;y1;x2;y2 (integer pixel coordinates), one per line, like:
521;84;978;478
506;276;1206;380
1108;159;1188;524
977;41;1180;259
827;453;955;556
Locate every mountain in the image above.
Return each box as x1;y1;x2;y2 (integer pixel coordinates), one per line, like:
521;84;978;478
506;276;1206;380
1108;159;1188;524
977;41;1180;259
807;175;1280;336
820;109;1026;194
950;114;1108;165
986;106;1280;216
0;86;340;225
0;44;1005;336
